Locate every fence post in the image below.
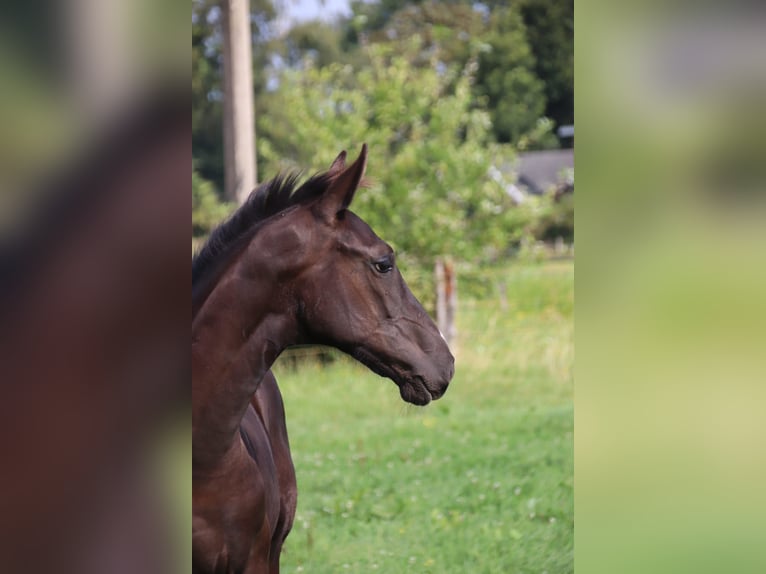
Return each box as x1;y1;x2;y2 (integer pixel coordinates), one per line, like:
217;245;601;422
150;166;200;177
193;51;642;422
435;258;457;347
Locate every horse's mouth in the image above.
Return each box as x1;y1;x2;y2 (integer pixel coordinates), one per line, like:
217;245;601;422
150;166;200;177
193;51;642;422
398;377;433;406
351;347;439;406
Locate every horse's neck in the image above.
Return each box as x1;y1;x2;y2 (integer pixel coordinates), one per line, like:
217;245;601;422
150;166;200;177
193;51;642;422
192;260;297;470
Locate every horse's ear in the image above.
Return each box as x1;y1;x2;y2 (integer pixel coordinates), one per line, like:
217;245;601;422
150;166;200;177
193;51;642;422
318;144;367;220
328;150;347;177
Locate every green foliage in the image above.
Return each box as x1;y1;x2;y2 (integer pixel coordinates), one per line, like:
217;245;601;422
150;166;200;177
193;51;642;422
192;0;225;187
192;0;572;193
280;21;347;69
475;6;548;145
361;1;485;69
533;192;574;244
275;261;574;573
347;0;571;146
519;0;574;127
192;169;231;239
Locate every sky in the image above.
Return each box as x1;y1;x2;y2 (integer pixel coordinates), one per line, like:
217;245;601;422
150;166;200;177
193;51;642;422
281;0;353;24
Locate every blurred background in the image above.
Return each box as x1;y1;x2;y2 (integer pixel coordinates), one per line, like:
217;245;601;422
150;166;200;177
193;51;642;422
577;2;766;573
193;1;573;572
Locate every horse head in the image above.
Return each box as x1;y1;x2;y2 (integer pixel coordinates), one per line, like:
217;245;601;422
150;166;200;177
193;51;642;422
282;145;455;405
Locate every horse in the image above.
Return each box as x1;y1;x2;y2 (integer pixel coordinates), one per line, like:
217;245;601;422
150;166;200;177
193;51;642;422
192;145;455;573
0;87;188;573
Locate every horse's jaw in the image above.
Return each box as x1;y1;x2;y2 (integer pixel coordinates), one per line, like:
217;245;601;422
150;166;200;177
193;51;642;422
350;346;450;406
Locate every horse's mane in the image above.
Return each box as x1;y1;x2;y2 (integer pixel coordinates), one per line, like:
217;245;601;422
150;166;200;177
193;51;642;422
192;170;335;288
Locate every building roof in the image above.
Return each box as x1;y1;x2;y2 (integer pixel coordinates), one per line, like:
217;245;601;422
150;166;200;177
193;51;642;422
514;149;574;195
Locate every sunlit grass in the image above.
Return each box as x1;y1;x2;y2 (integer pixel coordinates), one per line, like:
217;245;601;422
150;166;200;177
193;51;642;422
276;260;573;573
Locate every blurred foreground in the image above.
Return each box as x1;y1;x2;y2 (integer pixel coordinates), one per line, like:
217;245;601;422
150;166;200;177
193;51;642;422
0;2;188;573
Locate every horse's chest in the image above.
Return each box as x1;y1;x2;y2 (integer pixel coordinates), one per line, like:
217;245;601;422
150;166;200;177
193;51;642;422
192;437;279;573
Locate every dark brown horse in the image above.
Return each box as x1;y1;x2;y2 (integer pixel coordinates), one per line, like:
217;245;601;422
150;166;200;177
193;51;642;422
192;145;455;573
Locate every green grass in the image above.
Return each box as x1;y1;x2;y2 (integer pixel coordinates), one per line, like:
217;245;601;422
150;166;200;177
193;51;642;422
275;260;573;573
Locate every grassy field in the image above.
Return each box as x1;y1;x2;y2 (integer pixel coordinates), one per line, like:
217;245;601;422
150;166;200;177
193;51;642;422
274;260;573;573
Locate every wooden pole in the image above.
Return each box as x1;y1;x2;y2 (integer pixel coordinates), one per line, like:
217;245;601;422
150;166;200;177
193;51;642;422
436;259;447;338
435;258;457;347
222;0;257;204
445;259;457;346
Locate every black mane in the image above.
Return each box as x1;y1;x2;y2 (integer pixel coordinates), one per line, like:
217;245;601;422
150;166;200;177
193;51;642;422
192;171;334;287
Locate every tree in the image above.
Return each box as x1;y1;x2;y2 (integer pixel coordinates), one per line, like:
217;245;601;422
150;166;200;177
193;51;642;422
347;1;553;146
518;0;574;128
475;6;549;146
359;1;484;68
280;21;347;69
193;0;226;190
193;169;231;239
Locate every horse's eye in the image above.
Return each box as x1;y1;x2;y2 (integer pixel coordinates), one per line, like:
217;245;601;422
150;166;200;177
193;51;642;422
374;260;393;274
